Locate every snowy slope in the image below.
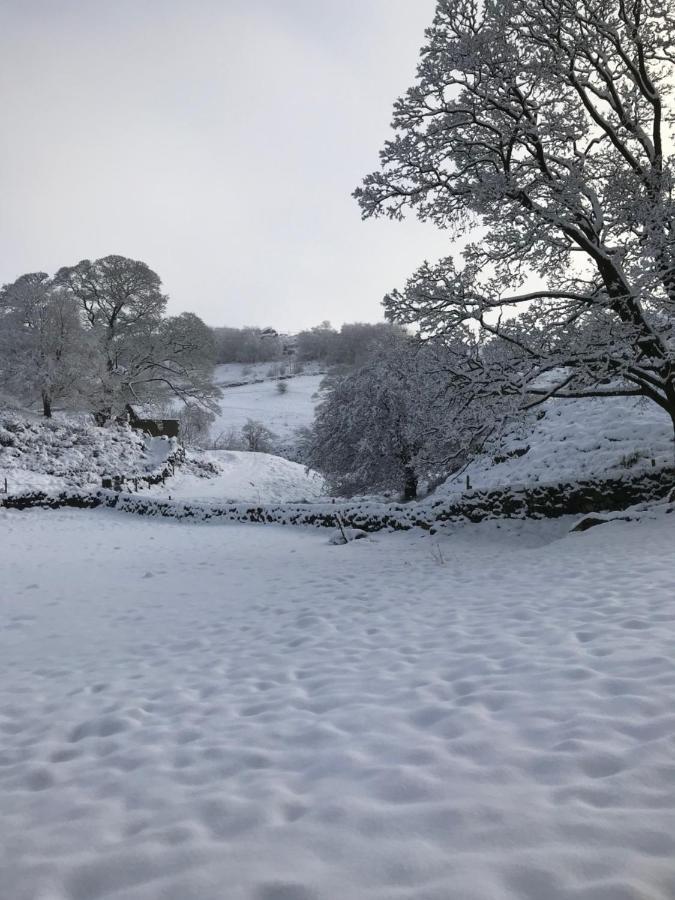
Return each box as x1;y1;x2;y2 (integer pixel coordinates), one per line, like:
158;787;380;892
213;361;324;387
147;449;325;503
0;413;174;494
211;374;324;445
434;395;673;498
1;507;674;900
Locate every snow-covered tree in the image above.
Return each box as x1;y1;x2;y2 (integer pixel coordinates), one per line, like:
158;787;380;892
331;322;409;367
357;0;675;436
212;326;282;364
0;273;95;416
147;312;218;405
54;256;219;421
306;337;465;499
296;321;339;363
295;321;408;367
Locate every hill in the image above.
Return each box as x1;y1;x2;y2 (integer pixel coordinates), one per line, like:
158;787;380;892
209;367;325;451
432;395;673;499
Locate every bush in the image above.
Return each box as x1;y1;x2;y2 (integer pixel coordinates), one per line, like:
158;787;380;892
276;380;288;395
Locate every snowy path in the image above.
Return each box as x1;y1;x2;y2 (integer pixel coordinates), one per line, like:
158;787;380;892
1;509;675;900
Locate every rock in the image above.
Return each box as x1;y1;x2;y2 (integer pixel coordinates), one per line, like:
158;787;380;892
328;528;368;545
571;515;610;533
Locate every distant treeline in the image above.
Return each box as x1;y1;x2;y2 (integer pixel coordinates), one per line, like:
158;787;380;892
211;321;406;366
211;327;288;364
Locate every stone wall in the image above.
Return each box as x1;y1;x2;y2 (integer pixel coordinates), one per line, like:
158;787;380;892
100;446;185;493
3;466;673;533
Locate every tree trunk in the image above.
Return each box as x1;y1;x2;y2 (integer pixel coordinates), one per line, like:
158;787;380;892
402;466;418;501
42;391;52;418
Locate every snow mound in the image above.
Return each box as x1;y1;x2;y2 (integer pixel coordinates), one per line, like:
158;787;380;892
434;395;673;497
147;449;326;503
0;413;174;493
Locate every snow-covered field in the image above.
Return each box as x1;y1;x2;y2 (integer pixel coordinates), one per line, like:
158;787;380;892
213;362;324;388
2;507;675;900
434;396;673;498
210;374;324;445
148;450;325;504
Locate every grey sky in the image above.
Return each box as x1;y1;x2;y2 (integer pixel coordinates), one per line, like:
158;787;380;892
0;0;449;330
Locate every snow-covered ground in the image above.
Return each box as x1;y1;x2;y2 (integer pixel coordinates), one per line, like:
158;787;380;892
213;362;324;388
2;507;675;900
147;450;325;504
0;414;174;494
434;396;673;498
210;374;324;446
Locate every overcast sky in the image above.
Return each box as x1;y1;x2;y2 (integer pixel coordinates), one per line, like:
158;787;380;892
0;0;450;331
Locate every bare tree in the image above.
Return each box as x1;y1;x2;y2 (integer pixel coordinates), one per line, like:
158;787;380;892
173;402;215;448
357;0;675;436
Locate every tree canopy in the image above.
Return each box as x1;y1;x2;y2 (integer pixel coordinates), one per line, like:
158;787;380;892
305;336;477;499
1;256;219;422
357;0;675;433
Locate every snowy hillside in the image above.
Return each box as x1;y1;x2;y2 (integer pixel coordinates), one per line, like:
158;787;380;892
148;449;325;504
212;361;324;387
434;395;673;498
211;373;325;446
0;414;174;494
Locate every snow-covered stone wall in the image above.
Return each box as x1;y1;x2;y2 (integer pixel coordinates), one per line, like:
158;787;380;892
4;467;673;531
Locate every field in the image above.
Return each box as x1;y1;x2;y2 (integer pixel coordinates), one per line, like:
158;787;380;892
210;366;325;447
2;506;675;900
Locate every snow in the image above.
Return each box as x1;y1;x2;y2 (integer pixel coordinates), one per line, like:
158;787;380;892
433;395;673;498
210;374;325;445
147;450;326;504
213;362;324;388
2;507;675;900
0;414;175;494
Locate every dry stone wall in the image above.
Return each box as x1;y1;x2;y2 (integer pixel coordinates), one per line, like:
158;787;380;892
3;467;673;532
